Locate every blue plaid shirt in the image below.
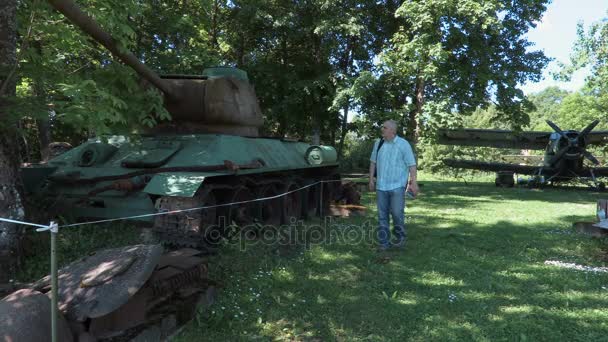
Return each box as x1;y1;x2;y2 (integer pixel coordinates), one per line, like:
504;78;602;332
370;136;416;191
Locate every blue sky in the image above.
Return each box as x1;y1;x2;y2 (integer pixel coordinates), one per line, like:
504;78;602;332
521;0;608;94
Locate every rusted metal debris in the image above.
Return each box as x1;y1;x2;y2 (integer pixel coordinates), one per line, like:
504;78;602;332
335;181;362;205
4;244;215;341
328;204;367;217
0;289;73;342
326;181;366;217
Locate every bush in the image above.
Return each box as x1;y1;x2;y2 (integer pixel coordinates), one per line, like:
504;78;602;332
340;137;376;173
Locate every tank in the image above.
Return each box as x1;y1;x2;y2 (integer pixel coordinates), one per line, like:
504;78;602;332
21;0;342;248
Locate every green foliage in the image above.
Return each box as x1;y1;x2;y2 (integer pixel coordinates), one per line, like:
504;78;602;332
559;15;608;125
338;134;375;172
9;0;553;164
13;0;172;145
352;0;550;139
526;86;571;130
418;104;519;174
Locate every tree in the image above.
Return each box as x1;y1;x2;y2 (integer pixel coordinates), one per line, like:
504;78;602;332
360;0;550;142
216;0;340;141
0;0;25;283
560;14;608;121
15;0;172;146
320;0;398;158
526;86;570;130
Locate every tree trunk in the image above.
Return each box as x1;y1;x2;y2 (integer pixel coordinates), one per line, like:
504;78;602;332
311;127;320;145
32;41;52;161
407;74;425;143
337;38;354;160
337;102;349;159
210;0;220;50
0;0;25;283
37;117;52;161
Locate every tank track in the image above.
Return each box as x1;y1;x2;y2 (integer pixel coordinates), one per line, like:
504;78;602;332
152;173;340;249
153;188;219;250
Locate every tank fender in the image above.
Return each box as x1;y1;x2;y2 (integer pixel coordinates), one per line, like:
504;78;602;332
143;172;208;197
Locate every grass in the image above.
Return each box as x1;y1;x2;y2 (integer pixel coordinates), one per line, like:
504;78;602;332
17;222;140;282
17;174;608;341
176;176;608;341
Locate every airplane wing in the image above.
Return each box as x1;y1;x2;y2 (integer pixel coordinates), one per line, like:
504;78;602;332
498;155;544;164
585;131;608;146
443;159;543;175
586;167;608;177
437;128;550;149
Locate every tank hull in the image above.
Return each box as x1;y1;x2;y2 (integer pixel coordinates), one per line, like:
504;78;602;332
22;134;339;224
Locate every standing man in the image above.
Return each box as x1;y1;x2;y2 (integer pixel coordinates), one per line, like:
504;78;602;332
369;120;418;251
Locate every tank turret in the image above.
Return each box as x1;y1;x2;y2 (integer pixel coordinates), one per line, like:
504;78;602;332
48;0;263;137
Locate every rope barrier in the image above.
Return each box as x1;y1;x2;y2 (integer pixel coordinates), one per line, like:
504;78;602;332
0;176;368;231
0;217;49;229
0;174;368;341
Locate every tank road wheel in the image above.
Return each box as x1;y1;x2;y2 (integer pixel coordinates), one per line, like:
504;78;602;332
303;181;320;219
153;190;217;248
281;181;303;224
223;186;256;238
257;184;282;227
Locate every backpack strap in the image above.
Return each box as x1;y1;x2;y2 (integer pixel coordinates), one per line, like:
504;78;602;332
375;139;384;162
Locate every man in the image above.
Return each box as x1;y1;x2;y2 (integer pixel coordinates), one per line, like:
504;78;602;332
369;120;418;251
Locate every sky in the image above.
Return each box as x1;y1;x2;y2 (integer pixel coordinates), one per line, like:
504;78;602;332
521;0;608;94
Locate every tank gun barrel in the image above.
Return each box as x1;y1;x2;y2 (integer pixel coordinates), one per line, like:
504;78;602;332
47;0;264;137
48;0;177;100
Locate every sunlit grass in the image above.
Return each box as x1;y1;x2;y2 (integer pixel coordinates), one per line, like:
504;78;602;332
17;174;608;341
176;175;608;341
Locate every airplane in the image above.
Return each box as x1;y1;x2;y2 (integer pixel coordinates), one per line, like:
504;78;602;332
437;120;608;189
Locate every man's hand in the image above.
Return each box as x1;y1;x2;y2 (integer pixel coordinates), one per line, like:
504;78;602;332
369;178;375;192
406;180;419;196
407;166;419;195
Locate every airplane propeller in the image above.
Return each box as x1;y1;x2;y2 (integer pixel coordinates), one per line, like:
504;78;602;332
547;120;600;166
579;120;600;139
546;120;567;139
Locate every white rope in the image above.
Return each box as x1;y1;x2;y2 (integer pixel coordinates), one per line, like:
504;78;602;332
0;217;50;229
0;176;368;231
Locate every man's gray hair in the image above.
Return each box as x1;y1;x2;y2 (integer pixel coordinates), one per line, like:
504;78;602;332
384;120;398;132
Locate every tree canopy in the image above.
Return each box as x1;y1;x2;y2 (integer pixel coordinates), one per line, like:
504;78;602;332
4;0;552;156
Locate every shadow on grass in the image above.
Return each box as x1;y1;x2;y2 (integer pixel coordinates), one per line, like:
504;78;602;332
18;222;141;283
177;183;608;341
418;180;607;205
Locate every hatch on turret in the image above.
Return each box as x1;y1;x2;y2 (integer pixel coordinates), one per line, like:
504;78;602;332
202;67;249;81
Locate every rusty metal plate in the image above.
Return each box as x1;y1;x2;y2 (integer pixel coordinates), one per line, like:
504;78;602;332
159;255;206;271
44;244;163;321
0;289;73;342
156;248;202;268
88;287;151;339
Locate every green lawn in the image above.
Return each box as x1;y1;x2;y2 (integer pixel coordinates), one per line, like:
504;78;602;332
17;175;608;341
176;176;608;341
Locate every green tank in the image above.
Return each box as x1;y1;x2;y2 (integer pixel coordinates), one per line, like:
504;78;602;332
21;0;341;247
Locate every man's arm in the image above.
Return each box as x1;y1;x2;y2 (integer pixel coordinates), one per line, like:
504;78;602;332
369;162;376;191
369;139;379;192
406;165;419;195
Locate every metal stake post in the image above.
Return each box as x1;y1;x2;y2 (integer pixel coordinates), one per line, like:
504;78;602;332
49;221;59;342
319;181;324;217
